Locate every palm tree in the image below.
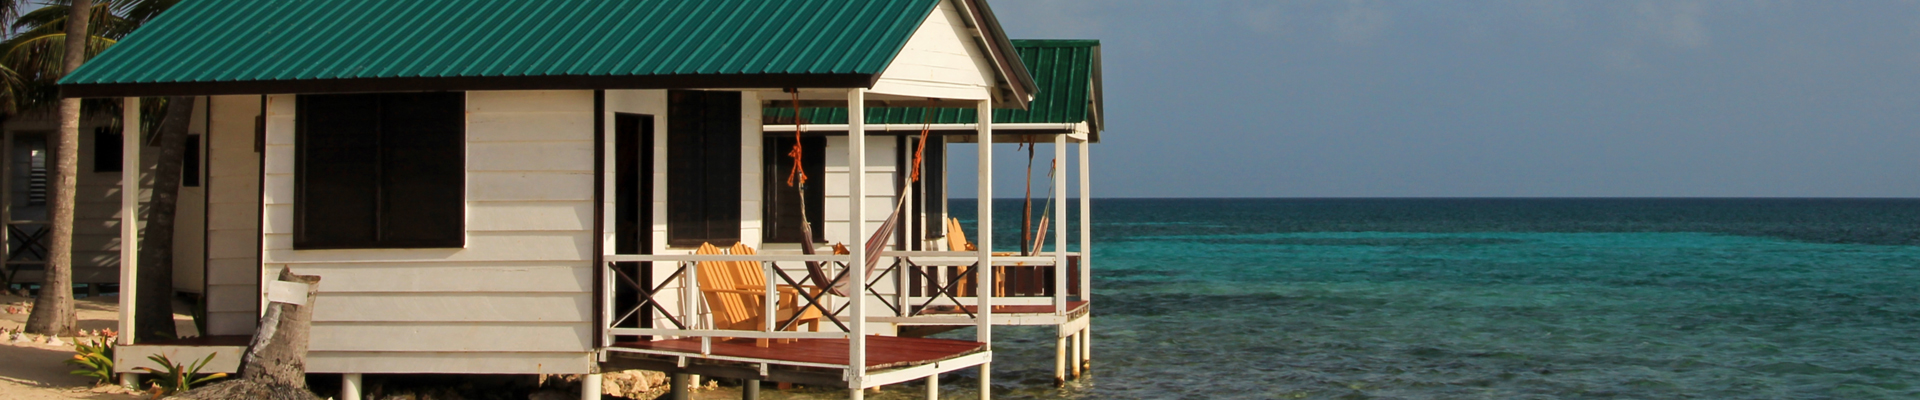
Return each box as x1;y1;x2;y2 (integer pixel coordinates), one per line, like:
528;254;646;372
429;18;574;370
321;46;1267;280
21;0;96;337
7;0;185;338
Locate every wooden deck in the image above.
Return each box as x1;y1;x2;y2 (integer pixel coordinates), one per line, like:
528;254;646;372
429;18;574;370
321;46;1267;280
611;335;985;370
927;300;1090;317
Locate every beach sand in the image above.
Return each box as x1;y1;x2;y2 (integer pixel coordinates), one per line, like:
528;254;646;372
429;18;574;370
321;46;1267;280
0;293;196;400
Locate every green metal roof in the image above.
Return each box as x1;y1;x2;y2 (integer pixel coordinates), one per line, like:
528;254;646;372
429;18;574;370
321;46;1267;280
61;0;1034;100
766;39;1102;137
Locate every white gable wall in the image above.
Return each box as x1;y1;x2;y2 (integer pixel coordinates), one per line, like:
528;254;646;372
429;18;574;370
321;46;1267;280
868;0;998;101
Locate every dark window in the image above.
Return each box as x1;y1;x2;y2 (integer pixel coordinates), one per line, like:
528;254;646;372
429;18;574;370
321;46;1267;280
916;135;946;241
94;127;122;172
763;135;825;243
183;135;201;187
667;90;742;246
294;92;465;249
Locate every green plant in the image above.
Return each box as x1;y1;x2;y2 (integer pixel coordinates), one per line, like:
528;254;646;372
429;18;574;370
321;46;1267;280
65;335;115;385
134;352;227;397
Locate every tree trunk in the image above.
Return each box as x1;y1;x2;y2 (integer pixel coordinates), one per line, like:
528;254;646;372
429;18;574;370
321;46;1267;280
172;269;322;400
24;0;92;337
135;96;194;342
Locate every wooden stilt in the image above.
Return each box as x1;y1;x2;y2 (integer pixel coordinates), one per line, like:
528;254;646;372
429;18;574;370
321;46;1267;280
926;372;939;399
978;362;991;400
670;373;690;400
1081;326;1092;372
580;373;601;400
742;379;759;400
1068;331;1081;380
1054;332;1068;386
851;387;865;400
341;374;362;400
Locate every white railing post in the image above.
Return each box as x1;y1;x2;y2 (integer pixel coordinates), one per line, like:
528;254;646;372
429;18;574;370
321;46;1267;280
974;98;994;399
685;260;699;332
764;262;776;333
847;88;869;389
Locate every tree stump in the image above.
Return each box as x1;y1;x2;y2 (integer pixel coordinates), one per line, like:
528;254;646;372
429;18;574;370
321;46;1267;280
172;269;323;400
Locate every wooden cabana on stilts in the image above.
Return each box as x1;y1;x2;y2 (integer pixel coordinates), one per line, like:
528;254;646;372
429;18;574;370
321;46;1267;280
763;39;1104;386
55;1;1043;399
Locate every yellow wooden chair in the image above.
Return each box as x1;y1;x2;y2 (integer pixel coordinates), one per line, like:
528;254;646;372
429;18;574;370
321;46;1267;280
694;242;823;346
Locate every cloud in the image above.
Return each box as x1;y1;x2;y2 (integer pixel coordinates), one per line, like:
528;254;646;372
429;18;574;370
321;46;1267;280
1232;0;1392;45
1332;0;1393;44
1630;0;1711;49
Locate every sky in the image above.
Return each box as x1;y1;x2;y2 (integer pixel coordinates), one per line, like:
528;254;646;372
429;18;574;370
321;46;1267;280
948;0;1920;198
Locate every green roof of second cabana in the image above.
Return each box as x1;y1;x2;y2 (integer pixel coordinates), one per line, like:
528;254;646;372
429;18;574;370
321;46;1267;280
767;39;1103;136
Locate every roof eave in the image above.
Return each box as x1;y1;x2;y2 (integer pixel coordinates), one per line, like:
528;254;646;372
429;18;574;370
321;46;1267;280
61;73;881;99
954;0;1038;109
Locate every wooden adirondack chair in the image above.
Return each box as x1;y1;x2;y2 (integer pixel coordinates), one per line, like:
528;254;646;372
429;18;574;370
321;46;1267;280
694;242;823;346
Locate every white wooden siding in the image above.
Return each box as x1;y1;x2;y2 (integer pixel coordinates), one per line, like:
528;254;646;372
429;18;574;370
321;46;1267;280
868;0;997;101
2;115;154;285
259;90;597;374
172;97;209;294
204;94;263;336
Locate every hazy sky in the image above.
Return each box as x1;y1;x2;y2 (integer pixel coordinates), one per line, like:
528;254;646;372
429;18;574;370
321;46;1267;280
948;1;1920;198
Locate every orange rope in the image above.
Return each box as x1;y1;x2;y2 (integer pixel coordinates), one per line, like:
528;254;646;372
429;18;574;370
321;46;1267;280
786;90;808;188
909;100;934;183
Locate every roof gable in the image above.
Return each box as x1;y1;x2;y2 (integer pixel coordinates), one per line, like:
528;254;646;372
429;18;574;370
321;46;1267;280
61;0;979;97
767;40;1102;138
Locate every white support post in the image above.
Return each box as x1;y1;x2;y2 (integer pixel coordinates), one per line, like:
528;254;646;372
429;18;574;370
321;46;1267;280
1077;139;1092;367
342;373;364;400
974;99;993;400
1077;139;1090;298
1052;135;1067;314
847;88;869;388
1081;325;1092;372
118;97;139;346
1053;331;1067;386
580;373;602;400
926;372;939;399
1069;331;1082;379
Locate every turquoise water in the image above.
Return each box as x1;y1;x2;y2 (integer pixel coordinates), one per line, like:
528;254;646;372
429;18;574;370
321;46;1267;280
901;199;1920;399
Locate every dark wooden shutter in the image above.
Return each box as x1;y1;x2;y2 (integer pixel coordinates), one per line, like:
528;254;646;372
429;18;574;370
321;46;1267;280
377;92;466;246
94;127;122;172
666;90;742;246
296;94;381;248
919;136;946;240
763;135;825;243
183;135;202;187
295;93;464;249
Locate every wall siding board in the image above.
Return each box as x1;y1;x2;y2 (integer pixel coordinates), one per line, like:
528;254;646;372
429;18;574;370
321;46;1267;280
313;293;590;323
295;263;591;293
307;323;590;353
308;352;593;375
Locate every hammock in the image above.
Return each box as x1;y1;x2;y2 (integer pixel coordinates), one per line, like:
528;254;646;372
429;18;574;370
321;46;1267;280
786;93;936;296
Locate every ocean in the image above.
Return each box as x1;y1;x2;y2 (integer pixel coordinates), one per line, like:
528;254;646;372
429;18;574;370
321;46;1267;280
880;198;1919;399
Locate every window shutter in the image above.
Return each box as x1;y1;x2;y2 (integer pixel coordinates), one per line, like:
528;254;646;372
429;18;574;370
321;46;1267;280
666;90;742;246
295;93;465;249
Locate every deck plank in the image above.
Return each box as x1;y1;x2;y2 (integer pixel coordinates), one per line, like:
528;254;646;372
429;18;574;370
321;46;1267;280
612;335;985;370
929;300;1090;316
